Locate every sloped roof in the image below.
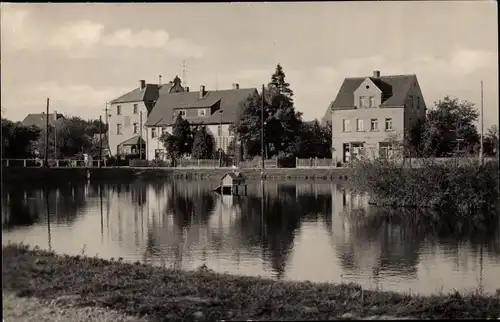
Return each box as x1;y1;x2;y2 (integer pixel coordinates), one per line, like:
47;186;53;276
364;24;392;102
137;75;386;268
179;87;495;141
118;135;146;146
110;83;173;104
21;113;64;128
221;171;245;181
145;88;257;127
321;74;417;123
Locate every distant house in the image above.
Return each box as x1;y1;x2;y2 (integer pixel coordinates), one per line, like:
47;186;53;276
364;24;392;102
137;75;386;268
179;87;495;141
323;70;427;163
108;75;257;160
21;113;64;128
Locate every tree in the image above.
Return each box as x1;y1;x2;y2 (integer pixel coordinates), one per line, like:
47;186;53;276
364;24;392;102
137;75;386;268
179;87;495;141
232;64;302;159
191;126;215;159
292;119;331;158
484;124;499;156
159;114;194;161
269;63;294;102
419;96;480;157
1;118;40;158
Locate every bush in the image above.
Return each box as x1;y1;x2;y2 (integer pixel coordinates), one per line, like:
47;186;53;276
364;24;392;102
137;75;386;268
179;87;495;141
348;156;499;217
277;153;296;168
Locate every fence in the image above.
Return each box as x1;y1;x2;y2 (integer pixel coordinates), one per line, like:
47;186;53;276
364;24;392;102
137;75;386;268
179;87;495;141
296;157;337;168
2;159;106;168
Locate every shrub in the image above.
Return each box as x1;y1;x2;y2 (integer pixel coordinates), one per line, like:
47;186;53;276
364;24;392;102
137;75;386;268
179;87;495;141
348;156;499;216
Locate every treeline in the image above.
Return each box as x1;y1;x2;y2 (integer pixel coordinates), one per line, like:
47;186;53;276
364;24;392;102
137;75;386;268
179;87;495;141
1;117;108;159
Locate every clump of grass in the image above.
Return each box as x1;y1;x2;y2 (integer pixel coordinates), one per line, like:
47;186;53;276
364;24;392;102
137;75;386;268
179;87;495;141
348;157;499;217
3;243;499;321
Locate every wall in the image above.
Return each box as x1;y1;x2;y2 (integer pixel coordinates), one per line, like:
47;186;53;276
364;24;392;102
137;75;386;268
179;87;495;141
403;79;427;131
108;101;149;156
145;123;235;160
331;107;404;160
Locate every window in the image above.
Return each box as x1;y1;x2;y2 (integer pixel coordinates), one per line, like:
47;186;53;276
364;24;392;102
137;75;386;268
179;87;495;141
360;96;369;108
217;125;222;136
416;96;420;109
133;123;139;134
178;110;186;116
161;127;167;135
385;118;393;131
151;128;157;138
356;119;364;131
370;96;376;108
117;105;121;115
133;104;138;114
379;142;393;158
198;109;206;116
116;124;122;135
342;119;351;132
370;119;379;131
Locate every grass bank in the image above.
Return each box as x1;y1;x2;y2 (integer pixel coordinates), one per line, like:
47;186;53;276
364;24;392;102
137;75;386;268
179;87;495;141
3;244;500;321
2;167;352;185
348;157;499;215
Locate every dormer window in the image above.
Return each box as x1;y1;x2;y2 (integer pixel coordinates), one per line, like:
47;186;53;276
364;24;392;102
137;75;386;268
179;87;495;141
178;110;186;117
198;109;206;116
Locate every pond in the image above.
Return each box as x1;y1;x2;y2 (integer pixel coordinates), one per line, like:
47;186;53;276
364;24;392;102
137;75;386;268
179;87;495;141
2;180;499;295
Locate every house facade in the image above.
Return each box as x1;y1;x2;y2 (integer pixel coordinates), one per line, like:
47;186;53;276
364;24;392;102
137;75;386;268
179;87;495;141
108;80;165;157
145;79;257;160
324;70;427;163
108;76;257;160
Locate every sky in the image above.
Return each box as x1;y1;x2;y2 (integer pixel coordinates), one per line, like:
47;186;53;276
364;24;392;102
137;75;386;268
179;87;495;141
1;2;498;129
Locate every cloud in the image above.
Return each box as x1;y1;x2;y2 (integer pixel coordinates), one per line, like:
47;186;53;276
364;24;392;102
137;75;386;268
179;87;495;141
1;7;206;59
49;20;104;50
104;28;170;48
450;49;496;74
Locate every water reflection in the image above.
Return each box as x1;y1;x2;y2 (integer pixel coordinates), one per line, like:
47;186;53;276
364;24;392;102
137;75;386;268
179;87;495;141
2;180;499;295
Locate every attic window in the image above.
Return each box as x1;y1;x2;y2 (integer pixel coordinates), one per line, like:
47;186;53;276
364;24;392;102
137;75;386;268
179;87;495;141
365;85;369;89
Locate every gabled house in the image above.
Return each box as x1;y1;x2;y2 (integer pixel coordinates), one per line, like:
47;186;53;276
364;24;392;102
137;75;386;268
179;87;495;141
323;70;427;163
144;79;257;160
108;78;180;157
22;113;64;128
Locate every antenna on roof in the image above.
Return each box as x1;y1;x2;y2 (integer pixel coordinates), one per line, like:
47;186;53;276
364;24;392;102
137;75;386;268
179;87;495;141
181;60;187;87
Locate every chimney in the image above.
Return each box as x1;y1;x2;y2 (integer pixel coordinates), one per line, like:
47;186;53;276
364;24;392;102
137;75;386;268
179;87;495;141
199;85;206;99
53;110;57;121
232;83;240;90
158;75;162;86
139;80;146;91
185;86;190;92
373;70;380;78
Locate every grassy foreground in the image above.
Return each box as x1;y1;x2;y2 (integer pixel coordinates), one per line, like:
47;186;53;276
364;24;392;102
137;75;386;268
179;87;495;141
3;244;500;321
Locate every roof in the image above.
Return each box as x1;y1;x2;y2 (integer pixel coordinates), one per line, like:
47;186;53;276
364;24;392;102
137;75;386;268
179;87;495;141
110;83;172;104
118;136;146;146
21;113;64;128
321;74;417;123
221;171;245;180
145;88;257;127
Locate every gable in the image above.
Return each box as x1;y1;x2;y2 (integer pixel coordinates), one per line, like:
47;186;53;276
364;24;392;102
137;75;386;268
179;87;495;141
354;78;383;96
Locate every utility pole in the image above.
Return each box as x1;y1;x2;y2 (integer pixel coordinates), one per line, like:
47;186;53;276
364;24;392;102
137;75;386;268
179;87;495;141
480;80;484;165
139;111;143;160
219;109;223;167
54;109;57;160
99;115;103;167
45;98;50;168
261;84;265;171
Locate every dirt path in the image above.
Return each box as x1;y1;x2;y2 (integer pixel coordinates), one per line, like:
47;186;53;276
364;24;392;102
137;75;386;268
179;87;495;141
2;293;148;322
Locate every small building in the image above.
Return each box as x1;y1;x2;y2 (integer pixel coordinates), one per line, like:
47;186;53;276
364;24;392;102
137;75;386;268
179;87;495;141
22;112;64;128
218;172;247;195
